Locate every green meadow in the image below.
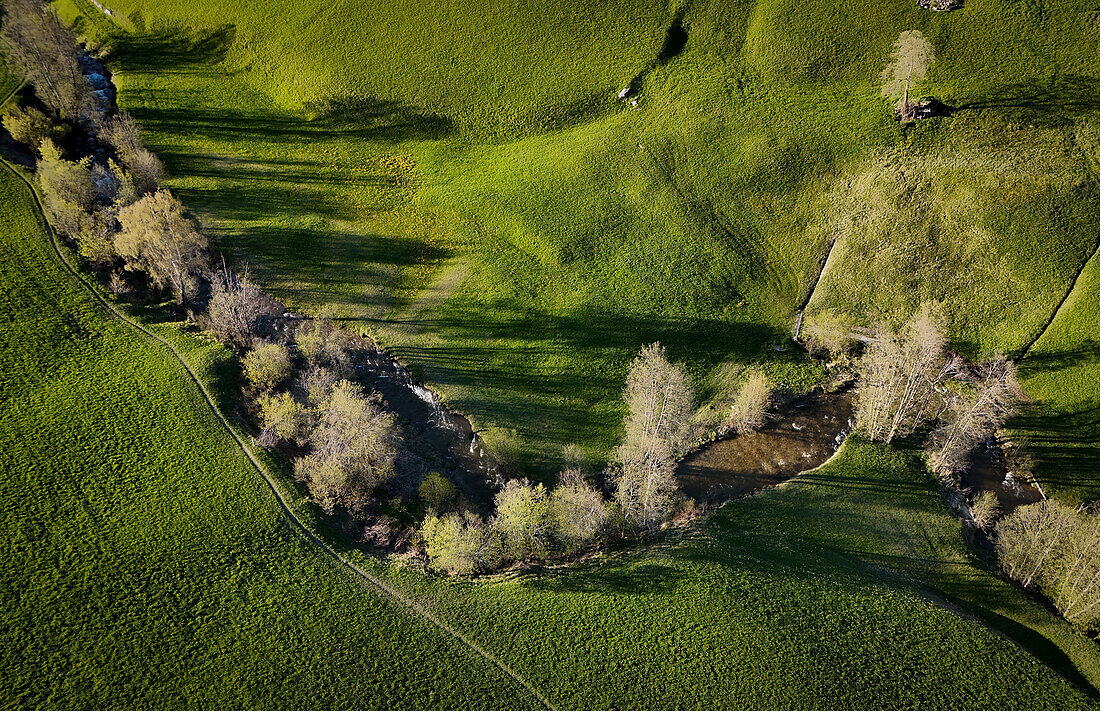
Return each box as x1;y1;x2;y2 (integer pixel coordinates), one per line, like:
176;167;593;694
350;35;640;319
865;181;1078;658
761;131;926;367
3;0;1100;705
2;159;1097;706
60;0;1100;479
0;164;534;710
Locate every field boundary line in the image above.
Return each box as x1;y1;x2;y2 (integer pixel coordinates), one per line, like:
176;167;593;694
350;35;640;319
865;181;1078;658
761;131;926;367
1019;240;1100;359
0;155;556;711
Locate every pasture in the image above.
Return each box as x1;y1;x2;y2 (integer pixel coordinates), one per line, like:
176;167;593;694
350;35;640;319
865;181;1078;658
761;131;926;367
60;0;1100;480
3;0;1100;706
0;164;533;709
2;159;1096;705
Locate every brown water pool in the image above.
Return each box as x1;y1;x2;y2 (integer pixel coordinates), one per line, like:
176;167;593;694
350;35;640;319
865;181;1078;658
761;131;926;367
677;390;855;505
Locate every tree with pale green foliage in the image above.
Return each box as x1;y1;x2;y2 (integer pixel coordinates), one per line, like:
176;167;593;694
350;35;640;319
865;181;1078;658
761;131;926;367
491;478;553;560
257;391;308;446
801;310;857;356
726;368;771;435
115;190;208;304
418;472;457;512
36;139;95;237
3;105;61;154
243;342;292;392
294;380;398;514
420;511;501;575
550;469;609;551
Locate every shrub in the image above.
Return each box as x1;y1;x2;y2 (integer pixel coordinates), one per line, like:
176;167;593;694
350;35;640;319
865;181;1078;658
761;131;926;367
243;343;292;392
970;490;1000;529
801;310;856;356
296;311;353;373
550;469;609;551
420;511;501;575
418;472;457;512
491;479;553;560
725;368;771;435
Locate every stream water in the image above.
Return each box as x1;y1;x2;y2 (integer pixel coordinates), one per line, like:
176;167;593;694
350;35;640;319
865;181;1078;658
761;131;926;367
960;440;1043;511
676;390;855;505
346;342;502;507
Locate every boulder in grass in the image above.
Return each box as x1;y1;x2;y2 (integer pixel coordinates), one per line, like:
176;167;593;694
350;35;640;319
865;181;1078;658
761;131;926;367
918;0;962;11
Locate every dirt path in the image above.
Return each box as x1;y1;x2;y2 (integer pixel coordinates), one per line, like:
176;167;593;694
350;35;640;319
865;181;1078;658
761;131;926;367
392;256;469;337
0;151;556;711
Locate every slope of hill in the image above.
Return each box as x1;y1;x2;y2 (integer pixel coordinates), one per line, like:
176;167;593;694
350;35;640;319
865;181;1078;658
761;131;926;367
62;0;1100;478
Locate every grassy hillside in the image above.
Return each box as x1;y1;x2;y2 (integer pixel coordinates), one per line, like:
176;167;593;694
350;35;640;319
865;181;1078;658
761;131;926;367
1015;243;1100;502
0;165;533;710
4;159;1098;708
382;439;1100;708
64;0;1100;478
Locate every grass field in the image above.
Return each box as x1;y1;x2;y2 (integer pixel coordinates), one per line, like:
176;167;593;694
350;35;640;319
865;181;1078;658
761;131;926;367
59;0;1100;480
3;155;1098;704
0;164;537;710
378;438;1100;708
1014;244;1100;502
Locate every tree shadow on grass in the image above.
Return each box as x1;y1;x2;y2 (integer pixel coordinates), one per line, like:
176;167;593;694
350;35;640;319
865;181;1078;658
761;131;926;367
107;25;236;72
110;26;454;143
953;76;1100;123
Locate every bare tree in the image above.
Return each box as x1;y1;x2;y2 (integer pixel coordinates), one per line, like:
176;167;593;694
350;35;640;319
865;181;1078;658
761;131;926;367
857;305;956;443
115;190;209;304
612;456;680;528
927;355;1023;475
294;380;398;514
208;263;272;348
995;500;1077;589
613;342;693;527
882;30;934;122
1050;515;1100;629
725;368;771;435
1;0;91;121
103;111;165;195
